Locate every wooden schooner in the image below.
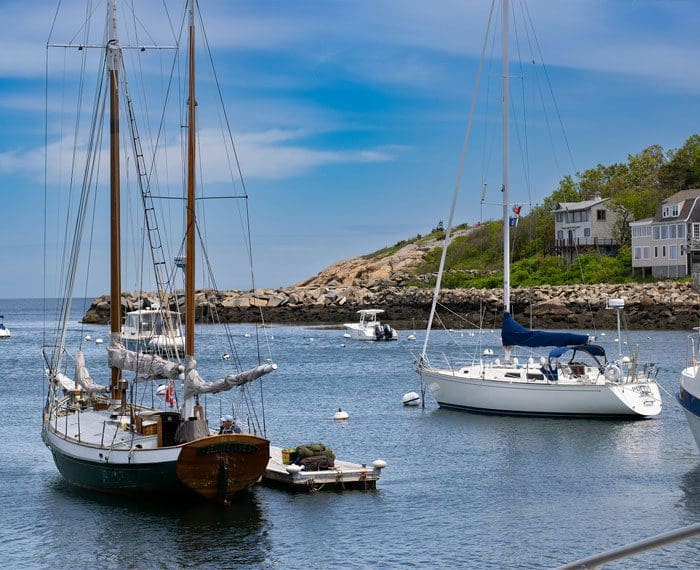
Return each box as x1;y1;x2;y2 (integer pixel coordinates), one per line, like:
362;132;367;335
42;0;275;503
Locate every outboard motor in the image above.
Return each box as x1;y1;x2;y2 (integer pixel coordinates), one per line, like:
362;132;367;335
383;324;393;340
374;324;383;340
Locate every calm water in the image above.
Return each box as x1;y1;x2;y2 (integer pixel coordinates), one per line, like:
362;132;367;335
0;298;699;568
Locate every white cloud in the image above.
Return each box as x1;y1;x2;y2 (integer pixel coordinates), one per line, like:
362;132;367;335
0;127;396;183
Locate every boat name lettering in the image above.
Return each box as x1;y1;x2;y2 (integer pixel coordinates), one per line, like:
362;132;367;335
197;443;259;456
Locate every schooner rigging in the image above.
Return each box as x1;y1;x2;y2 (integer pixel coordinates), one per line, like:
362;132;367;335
42;0;276;503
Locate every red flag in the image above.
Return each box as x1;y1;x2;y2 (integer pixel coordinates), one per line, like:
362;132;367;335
165;380;175;408
512;204;522;216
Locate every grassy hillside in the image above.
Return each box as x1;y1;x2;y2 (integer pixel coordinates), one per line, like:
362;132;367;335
404;134;700;289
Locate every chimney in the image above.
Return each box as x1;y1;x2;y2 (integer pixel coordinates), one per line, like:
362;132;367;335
594;191;601;201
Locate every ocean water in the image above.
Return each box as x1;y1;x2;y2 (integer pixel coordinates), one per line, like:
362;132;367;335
0;298;698;568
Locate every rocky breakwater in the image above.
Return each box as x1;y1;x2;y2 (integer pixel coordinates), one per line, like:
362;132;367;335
83;281;700;330
83;232;700;329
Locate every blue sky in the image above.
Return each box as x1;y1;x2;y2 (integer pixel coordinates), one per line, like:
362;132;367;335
0;0;699;298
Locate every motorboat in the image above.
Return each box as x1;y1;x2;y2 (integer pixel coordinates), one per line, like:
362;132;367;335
343;309;397;341
0;315;10;339
121;306;185;355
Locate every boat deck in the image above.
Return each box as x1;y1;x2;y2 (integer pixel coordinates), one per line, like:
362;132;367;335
262;446;384;491
49;408;160;449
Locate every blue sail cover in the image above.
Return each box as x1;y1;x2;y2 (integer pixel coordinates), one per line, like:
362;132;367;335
501;312;589;348
548;345;606;362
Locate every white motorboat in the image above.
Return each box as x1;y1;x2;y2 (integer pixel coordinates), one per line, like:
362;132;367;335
0;315;10;339
678;330;700;451
415;0;661;418
121;306;185;356
343;309;397;341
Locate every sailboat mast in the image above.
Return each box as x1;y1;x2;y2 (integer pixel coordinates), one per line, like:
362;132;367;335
185;0;196;357
108;0;122;394
501;0;511;314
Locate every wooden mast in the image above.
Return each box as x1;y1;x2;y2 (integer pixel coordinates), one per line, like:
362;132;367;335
185;0;196;357
108;0;122;398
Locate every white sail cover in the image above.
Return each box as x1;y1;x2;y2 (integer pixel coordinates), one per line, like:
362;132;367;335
74;350;109;393
183;355;276;401
108;333;182;379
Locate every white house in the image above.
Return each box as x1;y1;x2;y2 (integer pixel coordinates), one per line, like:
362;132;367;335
552;192;621;261
630;189;700;278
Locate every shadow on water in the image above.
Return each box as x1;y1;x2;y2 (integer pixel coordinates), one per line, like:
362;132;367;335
680;463;700;517
41;477;271;568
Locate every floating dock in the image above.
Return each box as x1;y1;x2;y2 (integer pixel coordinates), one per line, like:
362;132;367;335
262;446;386;491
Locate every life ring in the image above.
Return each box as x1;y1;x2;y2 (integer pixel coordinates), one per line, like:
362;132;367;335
604;364;622;383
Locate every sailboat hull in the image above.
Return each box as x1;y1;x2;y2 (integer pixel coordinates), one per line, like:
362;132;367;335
421;367;661;418
45;426;269;502
679;365;700;451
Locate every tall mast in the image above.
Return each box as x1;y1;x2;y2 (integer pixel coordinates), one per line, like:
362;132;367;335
108;0;122;396
185;0;196;357
501;0;510;314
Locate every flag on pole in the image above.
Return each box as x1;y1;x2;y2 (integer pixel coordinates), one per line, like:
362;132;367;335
165;379;175;408
512;204;522;216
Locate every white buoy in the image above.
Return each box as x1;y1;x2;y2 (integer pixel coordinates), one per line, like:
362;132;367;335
285;464;302;474
243;332;251;338
222;353;230;361
407;334;416;341
402;391;421;406
372;459;387;470
309;337;314;342
601;332;606;336
155;384;168;396
270;335;275;340
95;338;104;344
340;343;346;347
84;335;92;341
333;408;349;420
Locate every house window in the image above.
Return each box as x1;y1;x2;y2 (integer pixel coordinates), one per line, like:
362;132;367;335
670;245;677;260
557;230;563;239
654;246;659;258
596;209;606;221
584;228;591;237
678;224;686;238
693;223;700;241
634;247;642;260
662;204;679;218
661;225;668;239
653;226;660;240
643;246;650;259
662;246;667;257
556;213;563;222
670;224;677;239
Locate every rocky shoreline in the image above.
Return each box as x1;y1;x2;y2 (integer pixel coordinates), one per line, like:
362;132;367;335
83;281;700;330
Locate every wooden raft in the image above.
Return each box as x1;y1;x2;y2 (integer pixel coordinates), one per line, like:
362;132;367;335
262;446;385;492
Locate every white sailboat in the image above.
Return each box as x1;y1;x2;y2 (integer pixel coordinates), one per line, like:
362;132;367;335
416;0;661;418
678;330;700;451
42;0;276;502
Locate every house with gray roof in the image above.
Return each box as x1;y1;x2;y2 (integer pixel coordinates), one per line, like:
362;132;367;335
630;188;700;278
552;192;621;262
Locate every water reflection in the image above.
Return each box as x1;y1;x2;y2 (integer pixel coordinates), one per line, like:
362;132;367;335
680;463;700;517
40;478;269;568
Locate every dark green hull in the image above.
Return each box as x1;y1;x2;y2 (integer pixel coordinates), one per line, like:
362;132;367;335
50;447;186;497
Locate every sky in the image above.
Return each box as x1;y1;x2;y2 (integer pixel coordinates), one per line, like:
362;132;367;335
0;0;699;298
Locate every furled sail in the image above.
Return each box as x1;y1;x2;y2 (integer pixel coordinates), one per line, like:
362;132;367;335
501;312;589;348
74;350;109;393
108;333;183;379
183;355;276;401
